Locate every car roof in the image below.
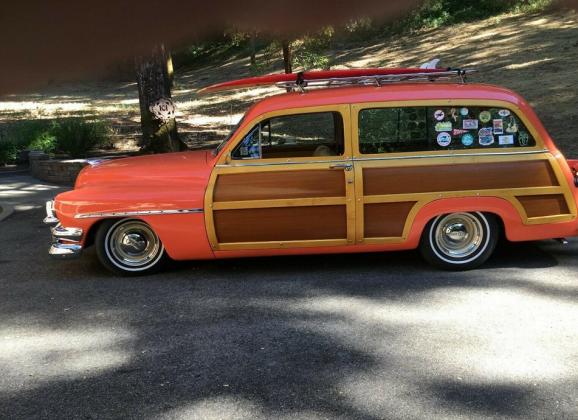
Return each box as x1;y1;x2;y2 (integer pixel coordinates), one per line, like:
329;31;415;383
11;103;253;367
245;83;529;119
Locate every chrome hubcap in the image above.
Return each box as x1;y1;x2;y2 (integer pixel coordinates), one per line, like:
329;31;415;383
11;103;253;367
435;213;484;259
107;221;162;268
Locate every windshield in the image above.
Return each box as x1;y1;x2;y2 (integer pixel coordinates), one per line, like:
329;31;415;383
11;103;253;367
215;114;246;154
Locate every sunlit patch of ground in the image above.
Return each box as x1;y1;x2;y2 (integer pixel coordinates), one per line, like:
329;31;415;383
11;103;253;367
0;10;577;155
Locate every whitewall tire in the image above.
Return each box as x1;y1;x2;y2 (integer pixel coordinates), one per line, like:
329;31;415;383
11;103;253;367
419;212;498;270
96;219;166;275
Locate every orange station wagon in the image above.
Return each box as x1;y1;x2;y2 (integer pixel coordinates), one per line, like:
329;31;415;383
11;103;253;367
44;68;578;275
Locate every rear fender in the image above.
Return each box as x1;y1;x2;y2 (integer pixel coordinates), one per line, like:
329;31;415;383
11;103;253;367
406;196;576;245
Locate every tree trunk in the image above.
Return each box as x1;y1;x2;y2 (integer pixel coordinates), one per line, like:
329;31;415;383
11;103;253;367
135;45;187;153
281;40;292;74
250;31;257;67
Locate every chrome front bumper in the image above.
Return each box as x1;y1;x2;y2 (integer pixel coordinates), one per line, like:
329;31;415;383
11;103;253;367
44;200;83;259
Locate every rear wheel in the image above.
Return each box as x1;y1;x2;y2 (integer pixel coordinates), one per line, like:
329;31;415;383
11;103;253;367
419;212;498;270
96;219;166;275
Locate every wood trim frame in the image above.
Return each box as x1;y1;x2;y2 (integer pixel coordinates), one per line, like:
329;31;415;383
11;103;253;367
349;99;577;245
205;104;356;251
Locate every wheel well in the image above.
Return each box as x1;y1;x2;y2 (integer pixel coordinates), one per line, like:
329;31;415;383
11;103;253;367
83;219;116;248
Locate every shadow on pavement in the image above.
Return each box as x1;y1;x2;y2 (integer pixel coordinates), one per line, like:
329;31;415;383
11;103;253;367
1;200;577;419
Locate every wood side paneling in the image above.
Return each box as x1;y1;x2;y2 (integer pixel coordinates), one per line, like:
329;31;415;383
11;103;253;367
364;202;416;238
363;161;558;196
516;194;570;218
214;170;345;202
214;205;347;243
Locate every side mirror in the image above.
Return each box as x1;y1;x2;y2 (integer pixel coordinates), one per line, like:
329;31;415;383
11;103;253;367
225;152;232;164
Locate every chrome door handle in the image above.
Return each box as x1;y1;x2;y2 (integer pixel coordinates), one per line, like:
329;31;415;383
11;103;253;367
329;163;353;171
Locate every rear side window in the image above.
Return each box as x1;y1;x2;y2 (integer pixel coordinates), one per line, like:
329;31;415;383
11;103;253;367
232;111;344;159
358;106;536;154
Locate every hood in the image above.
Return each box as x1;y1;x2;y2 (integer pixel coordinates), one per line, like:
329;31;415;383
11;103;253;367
75;150;213;189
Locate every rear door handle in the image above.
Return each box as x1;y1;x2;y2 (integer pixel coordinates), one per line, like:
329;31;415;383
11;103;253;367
329;163;353;171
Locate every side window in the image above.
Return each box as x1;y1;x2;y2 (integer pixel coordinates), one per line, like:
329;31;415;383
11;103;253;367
232;111;344;159
358;106;536;154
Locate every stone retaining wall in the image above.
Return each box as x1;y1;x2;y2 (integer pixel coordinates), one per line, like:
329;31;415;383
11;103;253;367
30;157;88;185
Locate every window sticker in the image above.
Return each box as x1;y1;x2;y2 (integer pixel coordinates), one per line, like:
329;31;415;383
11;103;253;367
479;127;493;137
463;119;478;129
437;132;452;147
479;135;495;146
434;110;445;121
499;135;515;145
460;107;469;116
498;109;511;117
449;108;459;121
505;117;518;133
461;133;474;146
493;119;504;135
519;131;530;146
435;121;453;132
479;111;492;123
453;129;469;136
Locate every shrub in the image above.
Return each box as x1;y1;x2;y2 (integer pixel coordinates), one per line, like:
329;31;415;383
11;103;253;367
28;130;57;153
0;140;17;166
51;118;111;158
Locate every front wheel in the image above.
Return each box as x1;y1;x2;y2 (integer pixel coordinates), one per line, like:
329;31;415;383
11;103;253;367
420;212;498;270
96;219;167;275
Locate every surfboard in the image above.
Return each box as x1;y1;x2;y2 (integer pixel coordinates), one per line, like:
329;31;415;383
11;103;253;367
197;67;450;94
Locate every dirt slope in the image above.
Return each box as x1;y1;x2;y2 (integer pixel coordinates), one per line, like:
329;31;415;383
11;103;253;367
1;10;577;156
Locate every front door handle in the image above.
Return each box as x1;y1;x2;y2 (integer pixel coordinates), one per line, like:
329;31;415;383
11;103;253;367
329;163;353;171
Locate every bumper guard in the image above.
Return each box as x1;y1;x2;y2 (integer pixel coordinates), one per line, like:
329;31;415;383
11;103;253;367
44;200;83;259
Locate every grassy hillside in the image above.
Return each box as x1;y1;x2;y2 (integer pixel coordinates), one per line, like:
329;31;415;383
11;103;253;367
1;9;577;156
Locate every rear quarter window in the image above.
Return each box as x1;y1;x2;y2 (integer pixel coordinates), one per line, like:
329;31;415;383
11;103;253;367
358;106;536;154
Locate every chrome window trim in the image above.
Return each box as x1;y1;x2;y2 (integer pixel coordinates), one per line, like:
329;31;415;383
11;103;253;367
352;149;550;162
217;159;350;168
75;208;204;219
216;149;549;167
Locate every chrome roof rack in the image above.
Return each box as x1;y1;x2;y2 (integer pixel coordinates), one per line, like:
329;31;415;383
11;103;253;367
276;68;476;92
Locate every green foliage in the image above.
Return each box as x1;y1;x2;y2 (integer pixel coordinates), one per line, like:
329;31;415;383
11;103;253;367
28;130;57;153
51;118;111;158
0;118;112;163
401;0;553;31
292;27;334;71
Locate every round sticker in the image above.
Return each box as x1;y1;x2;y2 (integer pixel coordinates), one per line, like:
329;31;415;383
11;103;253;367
437;132;452;147
434;110;445;121
479;111;492;123
460;107;469;116
498;109;511;117
461;133;474;146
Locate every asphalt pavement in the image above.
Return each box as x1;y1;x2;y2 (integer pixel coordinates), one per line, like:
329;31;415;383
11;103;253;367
0;173;577;420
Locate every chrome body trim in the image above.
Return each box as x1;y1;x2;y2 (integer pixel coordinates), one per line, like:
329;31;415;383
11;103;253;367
74;208;204;219
49;241;82;258
216;150;549;168
43;200;59;226
217;159;347;168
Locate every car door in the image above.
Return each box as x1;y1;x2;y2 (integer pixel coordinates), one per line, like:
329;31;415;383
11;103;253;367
205;105;356;251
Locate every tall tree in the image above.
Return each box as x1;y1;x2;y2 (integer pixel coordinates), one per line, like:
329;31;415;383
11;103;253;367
135;45;187;153
250;31;257;67
281;39;292;74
